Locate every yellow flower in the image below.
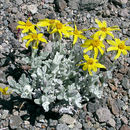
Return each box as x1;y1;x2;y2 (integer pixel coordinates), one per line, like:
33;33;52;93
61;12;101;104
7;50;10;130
50;22;73;39
107;38;130;60
37;19;60;32
16;18;37;33
94;19;120;40
81;34;105;58
69;24;86;45
23;33;47;49
77;55;106;75
0;87;11;95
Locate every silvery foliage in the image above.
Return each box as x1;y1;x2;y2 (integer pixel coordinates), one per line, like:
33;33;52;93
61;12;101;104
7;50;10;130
8;41;112;112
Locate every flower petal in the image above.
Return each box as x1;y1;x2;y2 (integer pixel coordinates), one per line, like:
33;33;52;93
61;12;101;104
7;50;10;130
83;54;89;61
98;47;104;55
25;39;33;48
94;47;98;59
122;50;127;55
96;63;106;69
78;35;86;39
114;50;121;60
83;64;88;71
17;21;25;25
126;46;130;50
102;20;107;27
23;35;32;40
83;46;93;53
95;19;102;28
107;40;116;46
73;36;78;45
107;46;118;51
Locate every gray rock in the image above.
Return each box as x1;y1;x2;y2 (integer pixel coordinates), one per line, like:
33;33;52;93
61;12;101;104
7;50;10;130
116;99;125;110
108;98;120;116
59;114;76;126
9;115;23;129
111;0;128;5
74;121;82;129
121;116;128;124
8;22;18;34
44;0;54;3
55;0;67;11
80;0;108;10
87;100;100;113
122;77;130;90
68;0;80;10
27;4;38;14
115;117;121;130
49;119;58;126
15;0;23;6
12;7;18;14
0;110;9;119
119;8;129;18
107;118;116;127
0;69;7;83
96;107;112;122
56;124;69;130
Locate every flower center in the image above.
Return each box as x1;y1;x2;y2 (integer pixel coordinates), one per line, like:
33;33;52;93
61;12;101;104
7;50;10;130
26;21;32;26
74;30;80;35
56;23;62;29
92;40;100;47
101;27;107;32
88;59;94;65
118;43;125;49
49;20;55;24
32;34;38;40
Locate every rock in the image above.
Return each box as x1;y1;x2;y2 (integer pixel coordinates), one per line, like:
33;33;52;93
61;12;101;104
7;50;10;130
111;0;128;5
0;68;7;83
60;114;76;127
107;118;116;127
96;107;112;122
27;4;38;14
11;7;18;14
8;22;18;34
68;0;80;10
49;119;58;126
0;110;9;119
115;117;122;129
120;125;130;130
80;0;108;10
119;9;129;18
56;124;69;130
15;0;23;6
121;116;128;124
44;0;54;3
122;77;130;90
108;98;120;115
87;100;100;113
55;0;67;11
9;115;23;129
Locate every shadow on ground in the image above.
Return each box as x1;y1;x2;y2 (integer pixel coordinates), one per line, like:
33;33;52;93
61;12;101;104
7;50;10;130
0;95;61;126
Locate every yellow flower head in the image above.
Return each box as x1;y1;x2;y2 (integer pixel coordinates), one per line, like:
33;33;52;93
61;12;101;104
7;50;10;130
37;19;60;32
69;24;86;45
77;55;106;75
16;18;37;33
50;21;73;39
81;34;105;59
94;19;120;40
23;33;47;49
0;87;12;95
107;38;130;60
